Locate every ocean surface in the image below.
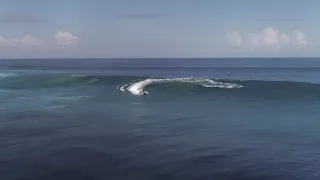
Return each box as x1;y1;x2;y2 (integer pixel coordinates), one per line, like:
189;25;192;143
1;58;320;180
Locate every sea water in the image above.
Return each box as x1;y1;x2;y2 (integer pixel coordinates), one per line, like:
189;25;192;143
1;58;320;180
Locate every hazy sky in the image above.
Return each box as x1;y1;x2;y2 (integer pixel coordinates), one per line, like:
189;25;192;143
0;0;319;58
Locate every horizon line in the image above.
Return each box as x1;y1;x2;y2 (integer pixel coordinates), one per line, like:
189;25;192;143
0;56;319;60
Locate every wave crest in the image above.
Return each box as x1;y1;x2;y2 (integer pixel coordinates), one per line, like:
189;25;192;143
120;78;243;95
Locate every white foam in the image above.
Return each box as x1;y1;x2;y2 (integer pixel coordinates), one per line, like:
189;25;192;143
121;78;242;95
127;79;153;95
118;83;132;92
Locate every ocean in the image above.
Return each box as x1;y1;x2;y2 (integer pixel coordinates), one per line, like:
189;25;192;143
1;58;320;180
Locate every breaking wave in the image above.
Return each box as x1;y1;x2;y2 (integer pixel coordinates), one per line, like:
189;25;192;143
1;73;320;100
119;78;243;95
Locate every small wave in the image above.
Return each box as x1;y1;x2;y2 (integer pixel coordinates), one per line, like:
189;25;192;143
70;74;85;77
120;78;243;95
0;73;16;78
86;79;99;84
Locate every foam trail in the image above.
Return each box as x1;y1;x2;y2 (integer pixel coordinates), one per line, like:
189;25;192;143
121;78;242;95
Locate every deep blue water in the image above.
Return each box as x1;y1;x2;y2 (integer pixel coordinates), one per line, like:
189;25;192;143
1;58;320;180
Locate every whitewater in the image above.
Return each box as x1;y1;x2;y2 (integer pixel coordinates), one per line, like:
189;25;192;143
119;77;243;95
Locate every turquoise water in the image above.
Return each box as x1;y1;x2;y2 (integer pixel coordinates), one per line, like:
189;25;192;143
1;58;320;180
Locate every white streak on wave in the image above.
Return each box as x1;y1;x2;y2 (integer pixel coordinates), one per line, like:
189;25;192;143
119;78;243;95
70;74;85;77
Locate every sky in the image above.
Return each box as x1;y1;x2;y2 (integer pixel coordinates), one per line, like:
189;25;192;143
0;0;319;58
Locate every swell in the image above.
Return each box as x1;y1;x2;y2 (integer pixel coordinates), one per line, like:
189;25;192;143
0;74;137;89
0;73;320;99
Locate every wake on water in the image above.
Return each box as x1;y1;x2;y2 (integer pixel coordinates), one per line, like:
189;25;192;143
118;78;243;95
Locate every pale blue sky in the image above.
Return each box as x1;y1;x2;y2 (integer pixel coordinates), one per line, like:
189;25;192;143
0;0;319;58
